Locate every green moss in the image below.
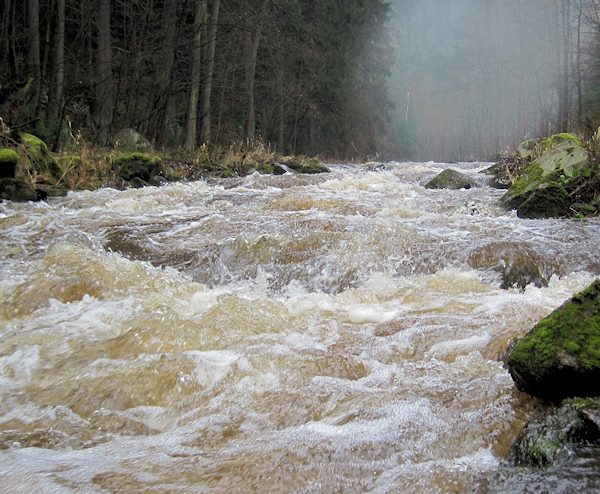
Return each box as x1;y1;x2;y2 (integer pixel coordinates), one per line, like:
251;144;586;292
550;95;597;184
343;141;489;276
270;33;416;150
540;133;581;153
256;163;275;174
529;435;563;466
0;148;19;163
286;156;330;174
19;133;61;179
198;161;233;177
20;133;49;154
0;177;38;202
508;280;600;376
113;153;163;182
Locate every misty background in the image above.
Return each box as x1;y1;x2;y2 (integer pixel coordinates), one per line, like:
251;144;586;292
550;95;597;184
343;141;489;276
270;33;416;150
1;0;600;162
387;0;600;161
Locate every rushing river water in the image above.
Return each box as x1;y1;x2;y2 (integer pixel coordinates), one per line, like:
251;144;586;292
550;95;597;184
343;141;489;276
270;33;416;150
1;161;600;493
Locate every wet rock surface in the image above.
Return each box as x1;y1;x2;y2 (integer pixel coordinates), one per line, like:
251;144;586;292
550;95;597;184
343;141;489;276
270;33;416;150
503;278;600;402
425;168;479;189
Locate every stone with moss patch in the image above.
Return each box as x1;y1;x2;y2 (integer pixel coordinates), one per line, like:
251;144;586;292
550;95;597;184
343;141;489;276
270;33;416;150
503;279;600;402
113;128;153;153
516;181;571;218
507;397;600;468
0;148;19;178
198;161;233;178
424;168;479;189
285;156;330;174
20;133;61;180
113;153;163;182
517;139;539;160
500;135;591;217
0;177;38;202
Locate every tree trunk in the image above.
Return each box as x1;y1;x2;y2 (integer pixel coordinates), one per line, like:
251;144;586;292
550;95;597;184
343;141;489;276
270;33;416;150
93;0;113;144
153;0;178;144
245;1;267;140
199;0;220;144
185;0;207;150
26;0;41;111
52;0;65;119
575;0;583;122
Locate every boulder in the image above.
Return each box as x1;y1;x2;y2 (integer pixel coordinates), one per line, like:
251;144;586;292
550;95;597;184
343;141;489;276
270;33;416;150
113;128;153;153
128;177;148;188
0;148;19;178
0;177;38;202
503;279;600;402
507;397;600;468
500;135;590;216
113;153;163;182
424;168;479;189
20;133;61;180
516;138;539;160
284;156;330;174
481;161;512;189
516;182;571;219
467;242;549;289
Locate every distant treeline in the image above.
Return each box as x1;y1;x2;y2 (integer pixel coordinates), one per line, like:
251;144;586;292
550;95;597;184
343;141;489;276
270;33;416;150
0;0;392;160
390;0;600;161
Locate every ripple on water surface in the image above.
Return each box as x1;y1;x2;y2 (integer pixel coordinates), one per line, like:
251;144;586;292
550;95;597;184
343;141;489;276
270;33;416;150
1;163;599;492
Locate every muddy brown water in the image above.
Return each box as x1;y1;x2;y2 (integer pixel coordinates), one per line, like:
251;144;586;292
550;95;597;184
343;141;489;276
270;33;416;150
1;161;600;492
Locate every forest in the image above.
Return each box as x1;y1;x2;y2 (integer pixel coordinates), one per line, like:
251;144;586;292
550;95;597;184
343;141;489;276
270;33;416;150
1;0;600;162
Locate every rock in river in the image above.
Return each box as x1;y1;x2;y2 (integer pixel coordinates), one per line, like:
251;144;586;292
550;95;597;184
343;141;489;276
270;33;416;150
503;278;600;402
424;168;479;189
507;397;600;468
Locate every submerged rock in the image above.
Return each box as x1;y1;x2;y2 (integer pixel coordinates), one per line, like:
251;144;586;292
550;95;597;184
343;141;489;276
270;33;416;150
507;397;600;468
503;279;600;402
467;242;549;289
424;168;479;189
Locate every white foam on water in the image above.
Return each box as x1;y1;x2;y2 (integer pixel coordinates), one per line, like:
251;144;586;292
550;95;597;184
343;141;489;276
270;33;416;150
1;163;600;491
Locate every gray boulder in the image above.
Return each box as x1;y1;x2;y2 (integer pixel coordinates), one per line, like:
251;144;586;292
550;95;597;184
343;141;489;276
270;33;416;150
507;398;600;468
113;128;153;153
424;168;479;189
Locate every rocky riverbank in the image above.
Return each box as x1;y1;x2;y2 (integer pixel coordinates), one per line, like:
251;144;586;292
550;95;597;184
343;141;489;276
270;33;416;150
0;128;330;202
485;131;600;219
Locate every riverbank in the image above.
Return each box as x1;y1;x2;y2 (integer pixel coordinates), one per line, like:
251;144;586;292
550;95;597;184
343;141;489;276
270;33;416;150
0;128;330;202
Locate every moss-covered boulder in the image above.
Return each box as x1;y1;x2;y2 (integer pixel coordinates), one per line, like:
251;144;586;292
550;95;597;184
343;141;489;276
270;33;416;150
0;148;19;178
516;138;539;160
0;177;38;202
284;156;330;174
113;128;153;153
424;168;479;189
20;133;61;180
503;279;600;402
500;135;591;217
481;161;512;189
113;153;163;182
515;181;572;219
507;397;600;468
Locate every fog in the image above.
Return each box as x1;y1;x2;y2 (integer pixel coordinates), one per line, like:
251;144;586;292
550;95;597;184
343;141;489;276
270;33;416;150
387;0;578;161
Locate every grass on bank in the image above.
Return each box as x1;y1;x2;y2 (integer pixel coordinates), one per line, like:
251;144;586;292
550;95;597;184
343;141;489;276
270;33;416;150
0;120;324;193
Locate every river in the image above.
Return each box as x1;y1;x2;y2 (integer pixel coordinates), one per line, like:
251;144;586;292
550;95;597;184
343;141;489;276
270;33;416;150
1;161;599;492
